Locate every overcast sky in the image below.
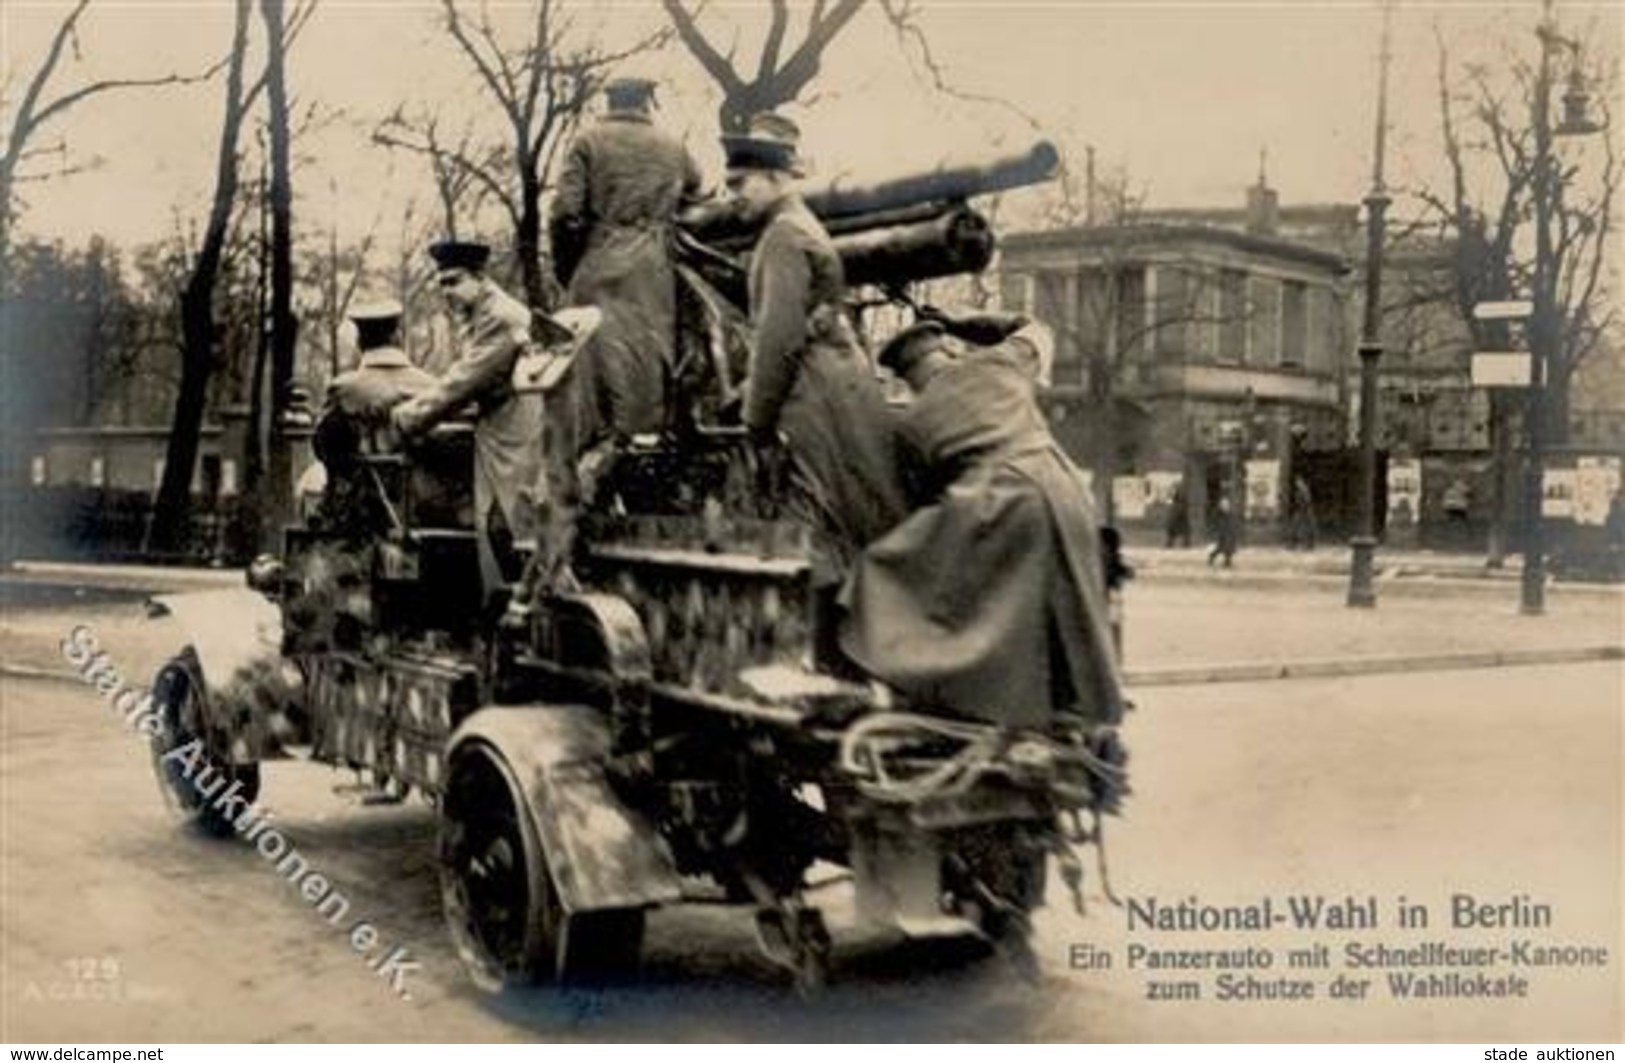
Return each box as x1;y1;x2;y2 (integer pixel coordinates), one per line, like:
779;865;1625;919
3;0;1620;258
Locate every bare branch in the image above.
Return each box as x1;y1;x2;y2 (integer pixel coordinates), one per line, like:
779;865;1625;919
661;0;745;97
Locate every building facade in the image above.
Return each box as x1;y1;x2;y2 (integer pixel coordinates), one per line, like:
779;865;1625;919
996;182;1353;541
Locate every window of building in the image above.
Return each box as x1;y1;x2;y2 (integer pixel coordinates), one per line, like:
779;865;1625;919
1114;267;1147;363
1218;269;1247;363
1034;269;1076;370
1306;287;1335;372
1281;280;1308;367
1153;267;1189;361
1248;276;1281;367
1000;271;1032;315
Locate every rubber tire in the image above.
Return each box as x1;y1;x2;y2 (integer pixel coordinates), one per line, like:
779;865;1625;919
439;741;647;991
150;660;261;838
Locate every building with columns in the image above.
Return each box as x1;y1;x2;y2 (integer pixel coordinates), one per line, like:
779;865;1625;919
996;179;1355;539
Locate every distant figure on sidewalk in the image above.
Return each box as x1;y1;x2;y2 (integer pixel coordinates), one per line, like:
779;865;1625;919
1606;486;1625;580
1165;481;1191;548
1443;477;1472;548
1287;475;1316;551
1208;492;1239;568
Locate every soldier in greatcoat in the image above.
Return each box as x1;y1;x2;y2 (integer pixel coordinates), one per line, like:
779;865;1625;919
391;241;545;602
840;314;1126;730
724;112;908;672
549;76;704;453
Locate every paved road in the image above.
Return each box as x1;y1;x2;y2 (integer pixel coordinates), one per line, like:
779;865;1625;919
3;602;1618;1041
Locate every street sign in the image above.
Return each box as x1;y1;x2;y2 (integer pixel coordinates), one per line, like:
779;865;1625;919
1471;351;1533;387
1472;300;1534;321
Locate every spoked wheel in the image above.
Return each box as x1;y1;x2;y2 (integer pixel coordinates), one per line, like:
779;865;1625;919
150;659;260;838
439;743;645;992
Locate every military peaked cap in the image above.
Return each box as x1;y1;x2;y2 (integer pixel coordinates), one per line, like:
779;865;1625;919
428;240;491;272
722;112;804;174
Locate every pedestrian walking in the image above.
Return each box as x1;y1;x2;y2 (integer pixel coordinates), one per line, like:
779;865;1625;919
1208;492;1239;568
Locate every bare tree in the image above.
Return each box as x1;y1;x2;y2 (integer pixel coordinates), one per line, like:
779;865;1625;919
148;0;257;554
0;0;223;266
1418;25;1619;442
662;0;865;134
373;109;506;241
148;0;313;554
419;0;666;311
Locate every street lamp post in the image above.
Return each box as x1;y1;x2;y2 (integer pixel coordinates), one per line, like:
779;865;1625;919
1521;0;1602;615
1348;3;1393;609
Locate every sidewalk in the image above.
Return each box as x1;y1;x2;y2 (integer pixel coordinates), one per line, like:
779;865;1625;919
2;557;1620;688
1122;542;1624;598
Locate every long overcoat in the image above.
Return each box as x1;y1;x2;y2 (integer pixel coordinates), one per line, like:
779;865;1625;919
550;111;701;450
393;282;543;590
743;198;907;585
839;348;1125;729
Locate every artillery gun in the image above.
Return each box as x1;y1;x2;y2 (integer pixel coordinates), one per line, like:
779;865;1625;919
144;140;1127;995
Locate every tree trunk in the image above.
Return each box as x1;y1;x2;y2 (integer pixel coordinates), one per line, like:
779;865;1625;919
149;0;252;556
516;162;548;312
1545;362;1572;446
261;0;297;551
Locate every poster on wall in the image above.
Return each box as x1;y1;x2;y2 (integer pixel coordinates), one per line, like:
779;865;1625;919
1386;459;1422;526
1542;467;1577;519
1244;459;1279;520
1113;475;1149;520
1573;456;1622;526
1144;470;1183;510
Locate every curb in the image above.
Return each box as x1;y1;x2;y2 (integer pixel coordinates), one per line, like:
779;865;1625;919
1124;643;1625;687
1133;567;1625;599
0;662;84;685
11;645;1621;691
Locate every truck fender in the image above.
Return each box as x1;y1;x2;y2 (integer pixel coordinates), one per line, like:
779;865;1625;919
446;705;683;914
148;587;300;761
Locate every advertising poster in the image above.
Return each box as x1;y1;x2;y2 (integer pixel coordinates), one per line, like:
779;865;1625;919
1386;459;1423;527
1113;475;1149;520
1144;470;1183;511
1244;459;1279;521
1;1;1619;1051
1542;468;1577;520
1573;457;1621;527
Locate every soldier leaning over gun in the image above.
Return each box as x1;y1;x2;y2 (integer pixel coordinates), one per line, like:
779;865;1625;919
723;112;908;674
842;311;1126;732
549;75;704;455
391;240;546;605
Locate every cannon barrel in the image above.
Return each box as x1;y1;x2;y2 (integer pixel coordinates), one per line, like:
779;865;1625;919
680;139;1059;248
834;207;993;288
807;140;1059;222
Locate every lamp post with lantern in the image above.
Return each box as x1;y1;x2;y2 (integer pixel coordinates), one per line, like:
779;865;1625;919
1520;0;1603;615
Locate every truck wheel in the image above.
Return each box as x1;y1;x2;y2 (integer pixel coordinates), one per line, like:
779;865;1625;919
440;742;559;992
150;660;260;838
440;742;646;991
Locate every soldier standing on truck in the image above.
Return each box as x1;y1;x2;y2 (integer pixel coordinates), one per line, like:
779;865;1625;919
549;75;704;455
724;111;908;674
391;240;544;605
